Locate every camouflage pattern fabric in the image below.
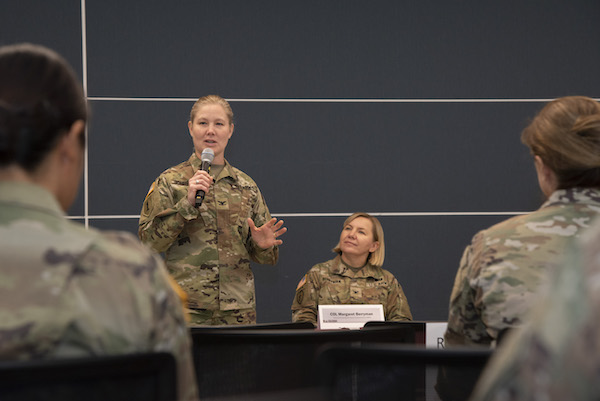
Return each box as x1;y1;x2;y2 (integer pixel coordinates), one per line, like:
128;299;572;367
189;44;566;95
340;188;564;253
139;153;278;314
291;256;413;324
471;217;600;401
0;181;198;401
445;187;600;347
188;308;256;326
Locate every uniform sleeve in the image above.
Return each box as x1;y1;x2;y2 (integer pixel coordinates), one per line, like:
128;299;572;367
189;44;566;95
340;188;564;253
291;271;319;325
385;276;413;321
151;261;198;400
471;227;600;401
74;232;199;401
444;232;492;346
138;176;199;253
151;260;199;401
246;187;279;265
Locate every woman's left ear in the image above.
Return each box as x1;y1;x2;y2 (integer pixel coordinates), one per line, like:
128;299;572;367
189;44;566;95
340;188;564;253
60;120;85;162
534;155;558;196
70;120;85;140
369;241;380;253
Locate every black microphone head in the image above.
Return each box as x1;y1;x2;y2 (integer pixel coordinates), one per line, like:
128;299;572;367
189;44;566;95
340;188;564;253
201;148;215;163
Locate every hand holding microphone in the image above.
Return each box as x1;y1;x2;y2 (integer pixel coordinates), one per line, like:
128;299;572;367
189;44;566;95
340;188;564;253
188;148;214;207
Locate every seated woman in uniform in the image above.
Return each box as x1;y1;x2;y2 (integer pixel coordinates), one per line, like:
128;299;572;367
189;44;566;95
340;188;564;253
0;43;197;400
291;212;412;326
444;95;600;348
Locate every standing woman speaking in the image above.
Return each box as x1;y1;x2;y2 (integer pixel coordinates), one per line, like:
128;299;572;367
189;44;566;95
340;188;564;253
139;95;286;326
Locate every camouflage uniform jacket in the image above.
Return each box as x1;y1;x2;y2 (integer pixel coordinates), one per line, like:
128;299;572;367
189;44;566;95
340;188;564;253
291;256;413;324
445;187;600;347
471;218;600;401
0;181;198;401
138;153;278;311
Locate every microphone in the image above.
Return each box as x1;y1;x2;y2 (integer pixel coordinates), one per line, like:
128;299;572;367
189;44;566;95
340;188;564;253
195;148;215;207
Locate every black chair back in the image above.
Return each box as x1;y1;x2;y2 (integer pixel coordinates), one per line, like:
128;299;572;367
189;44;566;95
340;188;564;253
191;323;417;399
0;352;177;401
315;343;493;401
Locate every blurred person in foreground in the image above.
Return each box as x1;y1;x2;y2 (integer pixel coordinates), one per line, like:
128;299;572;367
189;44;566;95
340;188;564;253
139;95;286;326
471;214;600;400
291;212;412;326
0;43;197;400
444;96;600;347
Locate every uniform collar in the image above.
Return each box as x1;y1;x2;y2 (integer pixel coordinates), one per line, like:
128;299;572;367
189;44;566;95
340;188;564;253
542;187;600;208
188;152;239;182
0;181;64;217
330;255;383;279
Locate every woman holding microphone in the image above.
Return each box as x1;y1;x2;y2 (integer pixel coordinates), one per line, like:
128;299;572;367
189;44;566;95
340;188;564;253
139;95;286;325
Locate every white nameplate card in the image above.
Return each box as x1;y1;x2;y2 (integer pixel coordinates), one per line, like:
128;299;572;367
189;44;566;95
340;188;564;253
425;321;448;349
318;304;384;330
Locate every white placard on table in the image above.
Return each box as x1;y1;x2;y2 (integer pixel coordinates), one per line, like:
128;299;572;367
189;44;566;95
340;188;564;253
318;304;384;330
425;321;448;349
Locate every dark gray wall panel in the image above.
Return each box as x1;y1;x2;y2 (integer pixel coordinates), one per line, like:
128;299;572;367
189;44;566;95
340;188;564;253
0;0;84;215
85;1;600;98
88;100;543;215
0;0;82;70
90;218;139;235
230;101;544;212
87;100;192;215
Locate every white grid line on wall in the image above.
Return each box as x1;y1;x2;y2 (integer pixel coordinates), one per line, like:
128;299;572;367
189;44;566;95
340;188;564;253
88;97;567;103
81;0;89;227
67;211;530;220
